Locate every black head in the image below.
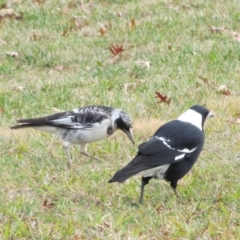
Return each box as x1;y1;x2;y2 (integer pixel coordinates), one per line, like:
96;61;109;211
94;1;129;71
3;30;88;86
114;111;134;144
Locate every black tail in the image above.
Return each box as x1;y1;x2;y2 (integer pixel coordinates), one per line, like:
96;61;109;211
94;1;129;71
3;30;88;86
10;116;54;130
108;155;149;183
10;123;45;129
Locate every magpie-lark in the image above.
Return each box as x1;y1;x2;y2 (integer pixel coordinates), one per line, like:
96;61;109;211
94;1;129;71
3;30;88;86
11;105;134;166
109;105;213;204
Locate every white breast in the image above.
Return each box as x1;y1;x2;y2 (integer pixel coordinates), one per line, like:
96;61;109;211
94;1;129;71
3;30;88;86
56;118;112;144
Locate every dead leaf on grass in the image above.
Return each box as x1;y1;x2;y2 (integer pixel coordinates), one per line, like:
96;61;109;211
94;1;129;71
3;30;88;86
130;19;136;28
155;91;171;105
199;76;215;89
217;85;231;96
42;199;55;208
6;51;19;58
99;27;106;36
109;44;124;55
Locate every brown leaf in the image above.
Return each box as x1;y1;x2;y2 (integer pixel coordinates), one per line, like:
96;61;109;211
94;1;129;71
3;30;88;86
6;52;19;59
62;29;68;37
99;27;106;36
199;76;209;84
155;91;171;105
217;85;231;96
130;19;136;28
109;44;124;55
42;199;55;208
0;108;4;114
199;76;216;89
32;33;37;41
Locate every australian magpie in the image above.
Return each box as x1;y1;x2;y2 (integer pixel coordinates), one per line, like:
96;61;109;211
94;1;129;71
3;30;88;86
10;105;134;166
109;105;213;204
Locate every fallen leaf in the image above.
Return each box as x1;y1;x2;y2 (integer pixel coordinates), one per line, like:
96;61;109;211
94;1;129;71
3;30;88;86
99;27;106;36
199;76;215;89
199;76;209;84
155;91;171;105
42;199;55;208
0;108;4;114
62;29;68;37
32;33;37;41
217;85;231;96
109;44;124;55
130;19;136;28
6;51;19;58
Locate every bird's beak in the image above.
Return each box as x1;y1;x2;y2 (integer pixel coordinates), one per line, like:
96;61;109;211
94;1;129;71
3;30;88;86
208;112;214;118
124;128;135;145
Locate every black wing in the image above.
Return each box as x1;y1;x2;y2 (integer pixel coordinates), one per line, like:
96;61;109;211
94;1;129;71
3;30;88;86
73;105;115;116
109;120;204;182
11;111;110;129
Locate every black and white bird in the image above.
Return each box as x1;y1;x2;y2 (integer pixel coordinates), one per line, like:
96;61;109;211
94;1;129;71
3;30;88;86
109;105;213;204
11;105;134;166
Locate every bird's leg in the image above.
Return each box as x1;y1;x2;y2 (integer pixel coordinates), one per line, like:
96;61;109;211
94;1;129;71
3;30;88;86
63;146;72;167
63;142;72;167
170;181;179;198
139;176;152;204
79;144;100;160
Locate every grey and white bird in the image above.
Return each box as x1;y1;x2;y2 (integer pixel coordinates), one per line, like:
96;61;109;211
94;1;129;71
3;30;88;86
11;105;134;166
109;105;213;204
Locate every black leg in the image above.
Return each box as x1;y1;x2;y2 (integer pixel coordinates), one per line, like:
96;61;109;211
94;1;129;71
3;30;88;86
170;181;179;197
139;176;152;204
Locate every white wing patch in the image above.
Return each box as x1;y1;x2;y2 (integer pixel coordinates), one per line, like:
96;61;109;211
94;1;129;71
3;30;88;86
178;147;197;153
175;153;185;161
155;136;175;150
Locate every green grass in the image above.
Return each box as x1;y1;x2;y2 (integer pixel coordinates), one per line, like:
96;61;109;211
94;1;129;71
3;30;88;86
0;0;240;238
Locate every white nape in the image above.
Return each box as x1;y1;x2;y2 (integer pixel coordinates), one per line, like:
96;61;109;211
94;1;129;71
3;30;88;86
178;109;202;130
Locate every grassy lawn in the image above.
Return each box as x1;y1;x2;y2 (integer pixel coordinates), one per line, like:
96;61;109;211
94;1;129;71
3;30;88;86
0;0;240;238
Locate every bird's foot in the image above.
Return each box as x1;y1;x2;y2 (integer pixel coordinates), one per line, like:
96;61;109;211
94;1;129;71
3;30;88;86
81;152;101;161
